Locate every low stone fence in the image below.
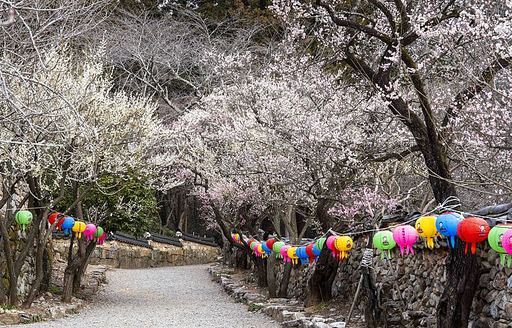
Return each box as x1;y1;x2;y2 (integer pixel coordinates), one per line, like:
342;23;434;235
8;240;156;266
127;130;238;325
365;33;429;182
53;239;220;269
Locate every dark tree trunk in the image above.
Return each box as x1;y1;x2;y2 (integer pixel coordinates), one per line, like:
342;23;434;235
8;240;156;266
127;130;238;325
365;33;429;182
361;266;387;327
305;235;339;306
254;257;268;287
266;254;278;298
278;263;292;298
419;146;478;328
437;245;480;328
62;270;75;303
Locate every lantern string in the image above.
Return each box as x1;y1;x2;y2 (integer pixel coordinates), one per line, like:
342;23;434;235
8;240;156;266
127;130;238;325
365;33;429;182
235;196;510;248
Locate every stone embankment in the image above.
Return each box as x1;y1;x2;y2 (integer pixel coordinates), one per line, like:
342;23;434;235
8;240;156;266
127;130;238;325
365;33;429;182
252;241;512;328
209;263;355;328
53;239;220;269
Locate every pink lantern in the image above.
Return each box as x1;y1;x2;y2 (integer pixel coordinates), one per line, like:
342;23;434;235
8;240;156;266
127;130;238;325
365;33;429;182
502;229;512;255
83;224;97;241
326;236;339;258
252;243;260;257
280;245;291;263
97;232;107;245
392;225;418;255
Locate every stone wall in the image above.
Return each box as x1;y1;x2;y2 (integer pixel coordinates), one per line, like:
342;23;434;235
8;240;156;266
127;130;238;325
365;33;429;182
265;238;512;328
53;239;220;269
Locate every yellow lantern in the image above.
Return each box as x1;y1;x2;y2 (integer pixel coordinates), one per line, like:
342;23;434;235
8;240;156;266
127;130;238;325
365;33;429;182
257;244;267;258
72;221;86;239
287;246;298;265
334;236;353;260
415;216;438;249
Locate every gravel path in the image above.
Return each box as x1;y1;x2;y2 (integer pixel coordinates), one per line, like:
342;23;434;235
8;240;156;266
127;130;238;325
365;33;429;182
24;265;280;328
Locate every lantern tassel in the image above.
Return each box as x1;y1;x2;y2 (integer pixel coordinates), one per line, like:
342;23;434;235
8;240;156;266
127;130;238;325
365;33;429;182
426;238;434;249
471;243;477;255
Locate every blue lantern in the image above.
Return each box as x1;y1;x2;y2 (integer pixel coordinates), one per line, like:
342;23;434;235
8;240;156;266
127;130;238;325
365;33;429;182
261;242;272;255
435;212;463;248
61;216;75;235
294;247;308;265
312;244;322;257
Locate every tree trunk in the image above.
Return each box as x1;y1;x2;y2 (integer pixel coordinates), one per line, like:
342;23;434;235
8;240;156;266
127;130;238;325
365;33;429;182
419;146;478;328
62;269;75;303
305;235;339;306
254;257;268;287
437;246;480;328
266;254;278;298
361;266;387;328
73;241;97;294
278;262;292;298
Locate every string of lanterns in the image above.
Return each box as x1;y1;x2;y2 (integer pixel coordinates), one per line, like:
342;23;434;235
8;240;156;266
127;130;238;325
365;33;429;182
15;210;107;245
231;209;512;268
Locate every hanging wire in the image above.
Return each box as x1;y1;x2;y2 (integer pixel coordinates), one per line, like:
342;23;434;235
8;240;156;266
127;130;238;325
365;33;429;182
235;196;509;246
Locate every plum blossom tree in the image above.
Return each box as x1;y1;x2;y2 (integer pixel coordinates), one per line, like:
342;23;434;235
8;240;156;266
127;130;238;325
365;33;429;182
270;0;512;325
0;47;162;304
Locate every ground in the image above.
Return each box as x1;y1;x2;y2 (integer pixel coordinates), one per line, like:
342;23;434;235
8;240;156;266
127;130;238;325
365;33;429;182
20;265;281;327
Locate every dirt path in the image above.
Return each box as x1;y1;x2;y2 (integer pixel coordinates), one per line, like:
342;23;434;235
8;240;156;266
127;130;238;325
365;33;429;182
23;265;280;327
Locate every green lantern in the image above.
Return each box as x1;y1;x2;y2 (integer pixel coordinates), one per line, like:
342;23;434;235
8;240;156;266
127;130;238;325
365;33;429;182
373;231;396;259
315;237;326;251
272;241;285;258
15;211;33;232
94;226;104;239
488;225;512;267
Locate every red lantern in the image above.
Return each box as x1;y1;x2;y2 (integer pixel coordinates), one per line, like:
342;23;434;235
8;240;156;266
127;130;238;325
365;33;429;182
56;217;65;231
266;238;276;250
306;243;315;263
457;217;490;254
48;212;61;225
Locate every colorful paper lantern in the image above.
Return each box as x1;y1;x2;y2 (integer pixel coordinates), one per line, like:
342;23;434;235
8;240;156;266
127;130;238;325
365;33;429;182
326;236;338;258
502;229;512;256
435;212;463;248
457;217;490;254
56;216;65;231
94;226;104;239
72;221;86;239
257;244;266;258
488;225;512;267
15;211;33;232
312;244;322;257
373;231;396;259
97;232;107;245
273;241;285;258
295;246;309;265
280;245;291;262
48;212;61;225
287;246;298;265
315;237;326;251
415;216;438;249
261;242;272;255
61;217;75;235
231;233;240;243
83;224;97;241
334;236;353;260
266;238;276;250
252;243;260;256
392;225;418;255
305;243;315;263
